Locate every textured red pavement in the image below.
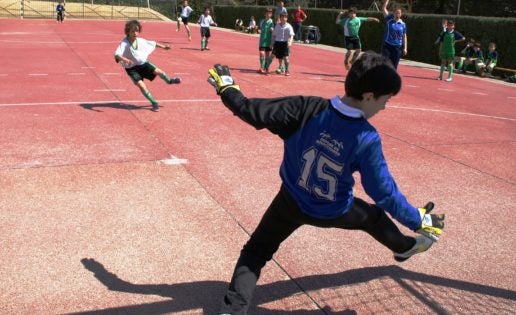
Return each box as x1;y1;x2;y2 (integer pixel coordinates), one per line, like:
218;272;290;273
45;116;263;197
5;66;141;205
1;19;515;314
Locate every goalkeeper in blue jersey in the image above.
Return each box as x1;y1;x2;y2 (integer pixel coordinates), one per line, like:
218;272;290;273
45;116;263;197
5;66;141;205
208;52;445;314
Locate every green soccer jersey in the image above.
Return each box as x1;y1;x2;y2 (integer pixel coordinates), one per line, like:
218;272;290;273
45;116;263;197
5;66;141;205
259;18;274;47
339;17;367;37
439;30;464;54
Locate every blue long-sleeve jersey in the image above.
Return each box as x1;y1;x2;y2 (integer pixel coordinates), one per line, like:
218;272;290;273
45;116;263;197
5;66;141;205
220;89;421;230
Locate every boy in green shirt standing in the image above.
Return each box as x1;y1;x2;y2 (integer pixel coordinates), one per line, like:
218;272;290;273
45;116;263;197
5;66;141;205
336;7;379;70
436;20;465;82
258;8;274;74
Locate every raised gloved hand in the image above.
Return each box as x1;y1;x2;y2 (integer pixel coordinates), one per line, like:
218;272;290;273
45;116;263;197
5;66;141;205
207;64;240;94
416;202;445;242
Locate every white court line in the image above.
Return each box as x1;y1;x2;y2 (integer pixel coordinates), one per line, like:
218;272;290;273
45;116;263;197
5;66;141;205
0;74;7;76
68;73;86;76
405;84;420;88
472;92;488;96
82;66;95;69
94;89;126;92
102;73;120;75
390;105;516;122
28;73;48;76
508;96;516;99
437;88;454;92
160;155;188;165
0;99;221;107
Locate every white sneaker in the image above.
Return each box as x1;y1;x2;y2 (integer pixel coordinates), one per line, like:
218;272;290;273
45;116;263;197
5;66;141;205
445;77;453;82
394;235;433;262
436;77;442;80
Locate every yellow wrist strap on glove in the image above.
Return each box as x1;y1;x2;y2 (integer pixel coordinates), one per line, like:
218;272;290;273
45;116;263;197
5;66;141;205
416;202;445;242
207;65;240;95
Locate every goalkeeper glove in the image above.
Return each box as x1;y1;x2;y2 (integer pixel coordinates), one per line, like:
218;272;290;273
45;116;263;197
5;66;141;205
207;64;240;95
416;202;445;242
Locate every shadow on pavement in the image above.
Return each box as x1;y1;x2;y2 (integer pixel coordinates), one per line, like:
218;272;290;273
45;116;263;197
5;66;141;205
79;103;154;112
76;258;515;314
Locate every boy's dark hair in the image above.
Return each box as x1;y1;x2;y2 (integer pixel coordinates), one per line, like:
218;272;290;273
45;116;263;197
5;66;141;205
265;7;273;12
447;19;455;25
125;20;141;35
348;7;357;13
345;52;401;100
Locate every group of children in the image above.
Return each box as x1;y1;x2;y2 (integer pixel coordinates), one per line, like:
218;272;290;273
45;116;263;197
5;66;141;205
176;0;217;51
435;18;499;81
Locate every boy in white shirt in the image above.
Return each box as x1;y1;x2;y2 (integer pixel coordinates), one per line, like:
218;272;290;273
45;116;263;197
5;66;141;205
177;0;193;41
198;7;217;51
271;13;294;76
114;20;181;112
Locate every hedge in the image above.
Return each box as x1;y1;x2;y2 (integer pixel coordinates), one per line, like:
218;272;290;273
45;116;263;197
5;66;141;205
212;5;516;70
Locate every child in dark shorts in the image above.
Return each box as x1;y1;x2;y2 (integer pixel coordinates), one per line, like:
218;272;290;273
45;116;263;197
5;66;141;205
114;20;181;112
198;7;217;51
271;13;294;76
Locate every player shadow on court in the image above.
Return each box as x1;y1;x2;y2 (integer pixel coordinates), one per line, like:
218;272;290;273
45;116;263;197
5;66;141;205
79;102;156;112
78;258;515;314
180;47;204;51
300;71;343;78
230;67;264;74
402;75;442;80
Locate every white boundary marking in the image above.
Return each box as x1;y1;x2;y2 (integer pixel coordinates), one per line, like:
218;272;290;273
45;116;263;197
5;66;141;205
437;88;454;92
390;105;516;122
405;84;420;88
0;99;221;107
472;92;488;96
68;73;86;76
94;89;126;92
160;155;188;165
28;73;48;76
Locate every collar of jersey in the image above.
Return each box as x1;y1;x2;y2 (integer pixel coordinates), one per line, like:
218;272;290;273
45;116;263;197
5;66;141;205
330;96;365;118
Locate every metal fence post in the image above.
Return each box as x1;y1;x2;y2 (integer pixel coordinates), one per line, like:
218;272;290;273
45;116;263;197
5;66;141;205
21;0;24;19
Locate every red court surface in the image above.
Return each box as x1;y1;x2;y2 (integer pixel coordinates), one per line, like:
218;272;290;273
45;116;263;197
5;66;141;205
1;19;515;314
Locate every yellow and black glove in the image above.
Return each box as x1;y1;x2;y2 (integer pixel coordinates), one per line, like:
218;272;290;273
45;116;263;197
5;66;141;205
207;64;240;95
416;202;445;242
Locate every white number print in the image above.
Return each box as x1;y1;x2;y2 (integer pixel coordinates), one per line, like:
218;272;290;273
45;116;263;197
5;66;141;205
297;147;344;201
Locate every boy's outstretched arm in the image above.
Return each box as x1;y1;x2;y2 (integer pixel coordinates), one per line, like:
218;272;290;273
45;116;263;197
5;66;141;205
207;64;328;140
358;133;444;240
156;43;171;50
382;0;390;16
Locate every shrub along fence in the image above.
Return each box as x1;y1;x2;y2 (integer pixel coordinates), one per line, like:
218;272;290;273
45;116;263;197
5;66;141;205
212;5;516;70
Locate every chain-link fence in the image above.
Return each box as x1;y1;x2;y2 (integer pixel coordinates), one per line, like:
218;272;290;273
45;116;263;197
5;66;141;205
0;0;175;20
0;0;386;21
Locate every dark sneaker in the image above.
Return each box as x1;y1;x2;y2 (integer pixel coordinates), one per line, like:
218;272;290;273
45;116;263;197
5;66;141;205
151;103;159;112
394;235;433;262
168;77;181;84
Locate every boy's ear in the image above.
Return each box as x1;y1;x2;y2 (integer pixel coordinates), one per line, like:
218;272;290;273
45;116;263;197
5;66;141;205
362;92;375;102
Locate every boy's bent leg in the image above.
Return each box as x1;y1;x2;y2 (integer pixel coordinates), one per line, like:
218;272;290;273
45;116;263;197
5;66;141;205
220;189;301;314
339;198;415;254
154;68;181;84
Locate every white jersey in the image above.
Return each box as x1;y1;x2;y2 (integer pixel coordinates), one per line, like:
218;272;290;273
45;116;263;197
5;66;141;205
180;5;192;18
272;23;294;42
114;37;156;68
198;14;214;27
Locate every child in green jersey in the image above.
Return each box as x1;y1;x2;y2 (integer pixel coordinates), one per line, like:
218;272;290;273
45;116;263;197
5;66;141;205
436;20;465;82
477;42;497;77
257;8;275;74
336;7;379;70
